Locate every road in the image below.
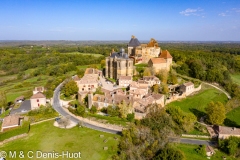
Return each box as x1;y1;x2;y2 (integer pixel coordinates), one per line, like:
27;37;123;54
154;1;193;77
180;138;217;146
203;82;231;99
52;82;121;134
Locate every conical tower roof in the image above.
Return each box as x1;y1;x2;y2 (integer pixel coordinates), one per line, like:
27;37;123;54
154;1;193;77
128;35;141;47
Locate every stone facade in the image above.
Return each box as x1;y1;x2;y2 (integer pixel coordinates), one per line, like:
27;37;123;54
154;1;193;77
118;76;132;87
218;126;240;139
30;92;46;109
105;48;133;80
148;50;172;72
180;82;195;96
128;36;161;63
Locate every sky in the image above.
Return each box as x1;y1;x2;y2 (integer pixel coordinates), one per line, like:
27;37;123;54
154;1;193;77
0;0;240;41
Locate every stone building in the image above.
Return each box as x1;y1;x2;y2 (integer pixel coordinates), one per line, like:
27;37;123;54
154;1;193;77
148;50;172;72
180;82;195;96
118;76;132;87
105;48;133;80
128;35;161;63
30;92;46;109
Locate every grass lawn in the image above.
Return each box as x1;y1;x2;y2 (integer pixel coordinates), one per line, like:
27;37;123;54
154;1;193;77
87;113;129;126
77;64;101;70
225;107;240;127
0;120;119;160
231;74;240;85
65;52;103;57
175;143;238;160
0;75;51;102
167;84;228;118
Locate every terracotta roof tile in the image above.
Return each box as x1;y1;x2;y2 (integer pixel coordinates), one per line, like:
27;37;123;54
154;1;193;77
159;50;172;58
30;92;46;99
150;58;166;64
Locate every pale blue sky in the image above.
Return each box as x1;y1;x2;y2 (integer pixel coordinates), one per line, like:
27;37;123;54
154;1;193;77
0;0;240;41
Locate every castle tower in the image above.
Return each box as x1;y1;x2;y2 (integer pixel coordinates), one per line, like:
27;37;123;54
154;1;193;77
128;35;141;57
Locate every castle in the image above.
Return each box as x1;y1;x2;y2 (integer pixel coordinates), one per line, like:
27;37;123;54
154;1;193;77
105;48;133;80
128;35;161;63
105;36;173;80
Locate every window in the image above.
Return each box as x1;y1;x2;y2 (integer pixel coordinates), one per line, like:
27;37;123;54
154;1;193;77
37;99;39;102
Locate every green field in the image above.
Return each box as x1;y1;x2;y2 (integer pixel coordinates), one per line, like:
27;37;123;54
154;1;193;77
0;74;17;83
0;120;119;160
167;84;228;118
231;74;240;85
65;52;103;57
225;107;240;127
175;143;237;160
0;75;51;102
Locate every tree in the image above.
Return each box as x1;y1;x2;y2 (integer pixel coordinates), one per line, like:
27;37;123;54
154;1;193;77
63;80;78;97
76;105;86;117
58;116;70;128
157;69;168;84
152;84;159;93
100;59;106;68
167;106;196;132
219;136;240;156
119;101;133;119
126;113;135;122
161;84;169;94
143;67;152;76
90;106;97;114
195;145;206;156
107;105;120;117
0;91;7;112
205;101;226;125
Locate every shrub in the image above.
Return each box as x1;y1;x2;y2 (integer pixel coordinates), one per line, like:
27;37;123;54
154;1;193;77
126;113;135;122
0;121;30;142
90;106;97;114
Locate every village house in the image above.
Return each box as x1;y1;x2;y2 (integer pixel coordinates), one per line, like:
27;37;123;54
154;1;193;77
148;50;172;73
118;76;132;87
33;86;45;95
75;68;101;101
180;82;195;96
142;76;160;87
217;126;240;139
30;92;46;109
1;115;24;132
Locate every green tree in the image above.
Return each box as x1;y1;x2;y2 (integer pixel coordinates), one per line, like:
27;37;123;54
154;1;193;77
195;145;206;156
143;67;152;76
76;105;86;117
205;101;226;125
152;84;159;93
119;101;132;119
90;106;97;114
63;80;78;97
100;59;106;68
158;69;168;84
0;91;7;112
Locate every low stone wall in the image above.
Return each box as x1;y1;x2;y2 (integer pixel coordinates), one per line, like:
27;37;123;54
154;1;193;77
0;133;28;145
194;84;202;92
182;134;210;139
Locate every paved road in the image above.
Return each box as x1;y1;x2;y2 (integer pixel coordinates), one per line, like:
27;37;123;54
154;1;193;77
10;100;31;114
180;138;217;146
52;82;121;134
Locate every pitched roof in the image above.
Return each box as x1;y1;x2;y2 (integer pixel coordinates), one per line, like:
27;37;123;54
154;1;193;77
218;126;240;135
128;35;141;47
119;76;132;80
147;38;159;47
2;115;22;128
159;50;172;59
150;58;166;64
30;92;46;99
35;86;44;92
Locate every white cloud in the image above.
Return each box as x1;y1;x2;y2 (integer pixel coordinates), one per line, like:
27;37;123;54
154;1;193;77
232;8;240;13
180;8;203;16
219;13;227;16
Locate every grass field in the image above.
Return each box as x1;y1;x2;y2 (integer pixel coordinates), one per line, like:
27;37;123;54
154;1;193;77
175;143;237;160
231;74;240;85
0;75;51;102
65;52;103;57
0;120;119;160
167;84;228;118
225;107;240;127
0;74;17;83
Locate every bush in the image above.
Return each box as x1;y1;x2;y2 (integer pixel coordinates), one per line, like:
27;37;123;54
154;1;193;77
195;145;206;156
107;106;120;117
0;121;30;141
126;113;135;122
90;106;97;114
